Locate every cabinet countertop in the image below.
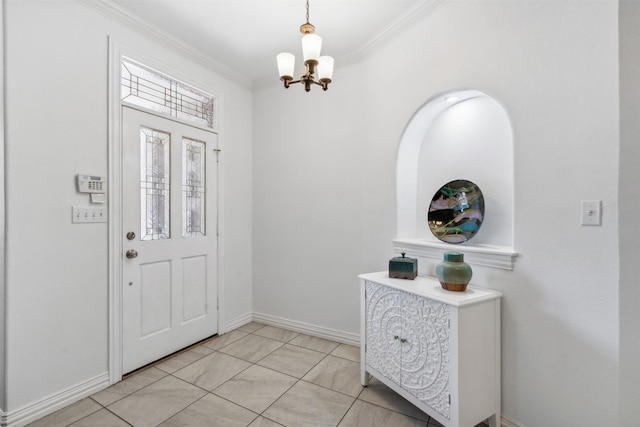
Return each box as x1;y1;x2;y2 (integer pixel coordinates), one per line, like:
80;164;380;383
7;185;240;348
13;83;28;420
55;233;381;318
359;271;501;307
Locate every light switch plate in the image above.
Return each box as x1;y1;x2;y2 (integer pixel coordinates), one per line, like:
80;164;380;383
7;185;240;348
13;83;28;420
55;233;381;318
72;206;107;223
581;200;601;226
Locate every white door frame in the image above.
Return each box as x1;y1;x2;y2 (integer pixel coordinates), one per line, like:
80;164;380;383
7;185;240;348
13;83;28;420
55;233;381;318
0;0;7;412
107;39;225;383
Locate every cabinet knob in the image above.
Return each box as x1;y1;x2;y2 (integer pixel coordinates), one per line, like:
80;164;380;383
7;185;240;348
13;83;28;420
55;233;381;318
394;335;399;340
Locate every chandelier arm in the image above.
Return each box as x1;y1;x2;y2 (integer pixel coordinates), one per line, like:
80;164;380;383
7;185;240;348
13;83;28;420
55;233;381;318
311;79;330;91
319;79;331;91
282;78;301;89
283;78;330;91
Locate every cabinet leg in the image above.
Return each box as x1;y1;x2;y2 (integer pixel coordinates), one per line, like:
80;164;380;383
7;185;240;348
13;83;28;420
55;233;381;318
360;369;370;386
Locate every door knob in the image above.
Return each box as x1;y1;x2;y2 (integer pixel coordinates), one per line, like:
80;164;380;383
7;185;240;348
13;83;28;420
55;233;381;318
126;249;138;259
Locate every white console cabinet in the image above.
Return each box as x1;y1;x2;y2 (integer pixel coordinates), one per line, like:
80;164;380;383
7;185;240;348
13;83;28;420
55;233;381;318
360;272;501;427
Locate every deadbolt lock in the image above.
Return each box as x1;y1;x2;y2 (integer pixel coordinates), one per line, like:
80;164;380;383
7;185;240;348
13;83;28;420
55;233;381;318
126;231;136;240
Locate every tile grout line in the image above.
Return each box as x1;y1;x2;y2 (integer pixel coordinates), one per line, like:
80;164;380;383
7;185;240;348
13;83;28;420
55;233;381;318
224;323;433;426
243;324;353;426
36;322;440;427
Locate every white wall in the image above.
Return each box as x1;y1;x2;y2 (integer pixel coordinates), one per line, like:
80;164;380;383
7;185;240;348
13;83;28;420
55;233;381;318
254;1;620;425
252;62;367;337
3;0;252;414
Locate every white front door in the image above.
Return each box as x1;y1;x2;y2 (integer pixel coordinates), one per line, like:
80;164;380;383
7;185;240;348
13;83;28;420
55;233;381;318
122;106;218;374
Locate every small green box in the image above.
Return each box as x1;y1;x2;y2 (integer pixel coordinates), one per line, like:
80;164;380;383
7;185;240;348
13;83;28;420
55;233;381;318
388;252;418;280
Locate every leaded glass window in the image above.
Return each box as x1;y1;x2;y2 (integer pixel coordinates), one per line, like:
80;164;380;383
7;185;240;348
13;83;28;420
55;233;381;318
122;59;216;129
140;127;170;241
182;138;206;237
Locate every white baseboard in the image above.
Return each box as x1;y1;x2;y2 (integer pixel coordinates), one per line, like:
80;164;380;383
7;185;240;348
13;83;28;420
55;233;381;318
501;414;526;427
251;312;360;346
222;311;253;334
1;372;110;427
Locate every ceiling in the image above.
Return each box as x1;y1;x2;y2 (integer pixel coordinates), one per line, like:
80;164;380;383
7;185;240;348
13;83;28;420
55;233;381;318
107;0;444;83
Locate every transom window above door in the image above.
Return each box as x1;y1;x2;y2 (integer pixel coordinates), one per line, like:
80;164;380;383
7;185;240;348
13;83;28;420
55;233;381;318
121;58;216;129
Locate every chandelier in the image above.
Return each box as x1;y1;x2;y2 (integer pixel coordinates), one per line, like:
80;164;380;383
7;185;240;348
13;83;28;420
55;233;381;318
276;0;334;92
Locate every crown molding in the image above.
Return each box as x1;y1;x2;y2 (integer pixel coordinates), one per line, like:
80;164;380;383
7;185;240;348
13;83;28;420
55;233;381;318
338;0;450;66
75;0;252;89
77;0;447;87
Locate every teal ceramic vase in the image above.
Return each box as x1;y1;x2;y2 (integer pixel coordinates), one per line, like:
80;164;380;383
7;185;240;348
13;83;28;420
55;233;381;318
436;251;472;292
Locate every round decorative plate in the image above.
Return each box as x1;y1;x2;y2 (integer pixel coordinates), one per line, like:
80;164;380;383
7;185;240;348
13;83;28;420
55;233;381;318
428;179;484;244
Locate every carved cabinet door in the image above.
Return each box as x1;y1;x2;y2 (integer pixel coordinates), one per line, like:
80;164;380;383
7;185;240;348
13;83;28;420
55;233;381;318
365;281;452;419
365;281;404;385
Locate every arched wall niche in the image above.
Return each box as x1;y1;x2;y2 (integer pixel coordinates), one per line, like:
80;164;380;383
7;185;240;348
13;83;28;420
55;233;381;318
394;89;518;270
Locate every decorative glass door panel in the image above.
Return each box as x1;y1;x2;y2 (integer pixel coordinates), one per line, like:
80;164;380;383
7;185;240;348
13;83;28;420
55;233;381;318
140;127;170;241
182;138;206;237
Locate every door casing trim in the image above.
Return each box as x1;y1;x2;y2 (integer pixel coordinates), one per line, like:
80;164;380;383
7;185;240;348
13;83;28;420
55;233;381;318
108;38;225;384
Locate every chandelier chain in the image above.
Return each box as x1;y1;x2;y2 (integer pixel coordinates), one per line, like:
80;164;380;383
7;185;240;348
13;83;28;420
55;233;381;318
305;0;310;24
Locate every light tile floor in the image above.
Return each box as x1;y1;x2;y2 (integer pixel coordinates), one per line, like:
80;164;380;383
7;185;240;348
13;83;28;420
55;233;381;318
27;323;489;427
